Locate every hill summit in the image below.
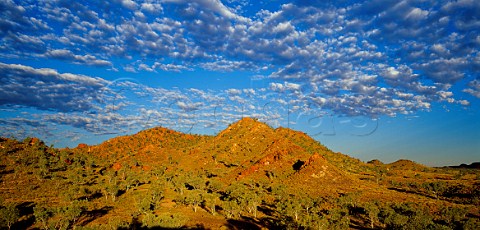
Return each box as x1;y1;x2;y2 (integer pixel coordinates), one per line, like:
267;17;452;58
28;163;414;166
83;117;359;189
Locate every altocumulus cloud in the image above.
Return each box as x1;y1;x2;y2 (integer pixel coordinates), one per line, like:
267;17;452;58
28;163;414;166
0;0;478;145
0;62;108;112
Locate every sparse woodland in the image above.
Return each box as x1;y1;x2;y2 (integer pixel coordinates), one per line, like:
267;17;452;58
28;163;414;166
1;118;479;229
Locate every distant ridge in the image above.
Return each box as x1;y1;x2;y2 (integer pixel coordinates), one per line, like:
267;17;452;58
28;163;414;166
367;159;384;165
387;159;428;170
447;162;480;169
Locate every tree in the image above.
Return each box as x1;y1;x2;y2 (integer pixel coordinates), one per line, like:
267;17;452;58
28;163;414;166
384;210;408;229
0;203;20;230
202;193;218;215
300;212;328;230
183;190;203;212
108;216;130;229
244;190;261;218
271;184;288;200
336;192;360;209
137;188;164;214
223;200;240;219
186;174;206;190
327;207;350;229
37;152;50;179
423;181;447;199
62;200;84;227
151;166;166;180
206;179;223;193
462;217;480;229
224;182;261;218
124;172;141;192
171;174;188;195
299;195;315;217
406;208;435;229
150;185;164;209
278;197;302;222
34;205;50;230
48;208;70;230
142;212;159;228
373;166;387;184
364;202;380;229
143;212;188;228
380;202;436;230
106;182;120;202
441;206;467;228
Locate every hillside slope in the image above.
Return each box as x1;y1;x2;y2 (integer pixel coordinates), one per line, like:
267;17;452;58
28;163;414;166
0;118;479;229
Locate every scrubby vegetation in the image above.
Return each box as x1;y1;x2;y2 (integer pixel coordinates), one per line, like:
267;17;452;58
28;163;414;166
0;118;479;229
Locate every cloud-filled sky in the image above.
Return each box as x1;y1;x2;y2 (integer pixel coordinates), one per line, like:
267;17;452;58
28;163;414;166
1;0;479;166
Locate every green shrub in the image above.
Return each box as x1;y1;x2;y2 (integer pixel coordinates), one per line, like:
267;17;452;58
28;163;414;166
462;218;480;230
142;212;188;228
0;203;20;230
33;205;51;230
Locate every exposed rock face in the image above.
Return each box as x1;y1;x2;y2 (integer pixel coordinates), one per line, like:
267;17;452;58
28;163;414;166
237;139;304;179
29;137;43;146
112;162;122;171
300;153;333;178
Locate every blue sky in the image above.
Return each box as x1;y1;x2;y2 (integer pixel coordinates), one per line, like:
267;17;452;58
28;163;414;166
0;0;479;166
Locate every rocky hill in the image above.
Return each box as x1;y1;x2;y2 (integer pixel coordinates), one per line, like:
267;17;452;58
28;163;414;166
82;118;361;193
0;118;479;229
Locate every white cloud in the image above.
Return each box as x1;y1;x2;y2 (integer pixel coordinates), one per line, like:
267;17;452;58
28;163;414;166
416;58;467;83
200;60;258;71
463;80;480;98
46;49;113;67
162;0;247;22
458;100;470;106
226;89;242;95
0;0;478;139
431;44;448;55
272;21;295;34
0;62;108;112
120;0;138;10
405;7;429;21
138;63;154;72
152;62;192;72
141;3;163;13
176;101;202;112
